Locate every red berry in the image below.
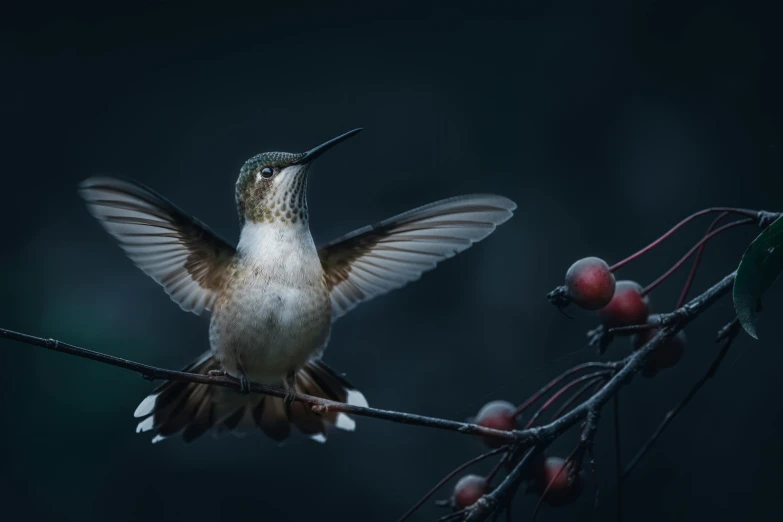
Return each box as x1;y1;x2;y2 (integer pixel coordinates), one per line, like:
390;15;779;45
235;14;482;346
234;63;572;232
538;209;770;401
565;257;616;310
536;456;584;505
653;332;686;369
540;457;572;492
474;400;518;448
598;280;650;330
631;318;686;371
453;474;487;508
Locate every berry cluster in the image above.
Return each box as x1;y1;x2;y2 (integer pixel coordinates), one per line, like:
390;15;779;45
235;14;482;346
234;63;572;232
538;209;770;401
451;453;583;510
401;207;765;522
564;257;685;375
565;258;649;328
451;457;584;510
445;402;587;512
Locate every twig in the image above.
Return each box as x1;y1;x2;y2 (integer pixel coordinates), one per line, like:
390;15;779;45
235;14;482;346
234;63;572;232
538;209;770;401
515;363;617;416
587;324;614;355
622;318;741;479
439;509;468;522
463;448;538;522
524;372;611;429
676;212;729;308
641;218;754;296
530;443;582;522
485;454;509;485
396;446;509;522
609;207;758;272
550;379;604;421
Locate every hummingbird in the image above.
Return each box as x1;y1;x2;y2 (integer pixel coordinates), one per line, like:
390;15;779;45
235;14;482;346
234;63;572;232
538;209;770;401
79;128;516;444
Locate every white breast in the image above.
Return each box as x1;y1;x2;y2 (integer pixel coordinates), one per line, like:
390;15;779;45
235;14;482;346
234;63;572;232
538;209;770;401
209;222;331;383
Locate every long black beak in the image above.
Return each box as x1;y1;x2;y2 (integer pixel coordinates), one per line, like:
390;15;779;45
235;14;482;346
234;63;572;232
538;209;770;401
293;128;363;165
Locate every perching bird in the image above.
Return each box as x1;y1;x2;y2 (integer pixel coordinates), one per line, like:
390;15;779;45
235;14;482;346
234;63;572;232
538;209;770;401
79;129;516;444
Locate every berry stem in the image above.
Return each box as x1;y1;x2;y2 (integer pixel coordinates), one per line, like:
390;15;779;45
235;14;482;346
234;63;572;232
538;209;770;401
608;208;757;272
437;510;467;522
550;378;605;421
524;372;611;429
530;444;582;522
396;446;508;522
515;363;616;416
641;218;754;296
623;319;740;480
675;212;729;308
485;454;509;485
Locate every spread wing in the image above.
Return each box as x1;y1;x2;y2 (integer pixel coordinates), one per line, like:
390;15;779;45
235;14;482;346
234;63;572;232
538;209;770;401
79;177;236;315
319;194;516;321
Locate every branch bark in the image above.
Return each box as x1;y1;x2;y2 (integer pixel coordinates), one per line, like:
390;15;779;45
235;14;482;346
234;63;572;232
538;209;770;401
0;328;519;442
0;270;736;449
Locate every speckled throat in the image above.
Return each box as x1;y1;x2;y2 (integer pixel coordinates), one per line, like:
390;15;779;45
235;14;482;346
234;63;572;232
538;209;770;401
235;151;310;226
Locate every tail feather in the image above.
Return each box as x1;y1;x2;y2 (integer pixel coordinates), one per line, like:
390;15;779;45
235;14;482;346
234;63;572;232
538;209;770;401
303;361;350;403
255;397;291;442
294;370;339;426
181;397;213;443
134;352;367;444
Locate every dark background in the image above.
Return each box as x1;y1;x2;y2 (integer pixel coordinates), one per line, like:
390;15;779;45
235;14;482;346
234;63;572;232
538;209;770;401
1;2;781;521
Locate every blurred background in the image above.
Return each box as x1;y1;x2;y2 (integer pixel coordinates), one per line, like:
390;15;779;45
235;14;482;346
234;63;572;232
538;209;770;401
1;2;781;521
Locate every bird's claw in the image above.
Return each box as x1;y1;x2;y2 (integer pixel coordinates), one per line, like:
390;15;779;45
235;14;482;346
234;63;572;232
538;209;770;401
284;387;297;406
284;371;297;406
207;369;251;394
239;374;251;395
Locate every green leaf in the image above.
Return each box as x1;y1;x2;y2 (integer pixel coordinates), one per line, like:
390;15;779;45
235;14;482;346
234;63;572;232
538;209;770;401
733;215;783;339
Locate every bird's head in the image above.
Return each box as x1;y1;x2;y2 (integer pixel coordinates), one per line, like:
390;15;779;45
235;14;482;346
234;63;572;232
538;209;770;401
235;128;362;226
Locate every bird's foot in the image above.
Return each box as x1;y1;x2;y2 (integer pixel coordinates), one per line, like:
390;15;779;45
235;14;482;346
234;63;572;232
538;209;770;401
284;388;297;406
284;371;297;406
239;374;252;395
207;369;251;394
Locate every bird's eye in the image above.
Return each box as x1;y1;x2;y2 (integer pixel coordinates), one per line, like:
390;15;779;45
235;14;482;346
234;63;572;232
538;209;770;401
260;167;274;179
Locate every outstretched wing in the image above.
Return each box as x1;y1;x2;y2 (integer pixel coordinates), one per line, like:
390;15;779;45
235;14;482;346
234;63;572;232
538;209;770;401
79;177;236;315
318;194;516;321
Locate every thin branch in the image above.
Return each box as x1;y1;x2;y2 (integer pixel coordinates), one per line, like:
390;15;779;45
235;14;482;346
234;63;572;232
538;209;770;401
524;372;611;429
641;218;754;296
485;454;509;485
439;509;468;522
622;318;741;479
608;207;758;272
463;448;538;522
515;363;617;416
0;328;521;442
396;446;509;522
550;379;604;421
533;408;601;522
676;212;729;308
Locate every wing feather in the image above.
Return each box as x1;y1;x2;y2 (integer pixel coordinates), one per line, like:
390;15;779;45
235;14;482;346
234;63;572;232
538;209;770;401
79;177;236;315
319;194;515;321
